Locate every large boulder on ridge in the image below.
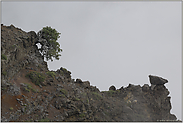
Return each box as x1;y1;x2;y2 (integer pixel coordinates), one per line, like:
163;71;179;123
149;75;168;85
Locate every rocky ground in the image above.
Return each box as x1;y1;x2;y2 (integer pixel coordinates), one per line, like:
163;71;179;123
1;24;179;122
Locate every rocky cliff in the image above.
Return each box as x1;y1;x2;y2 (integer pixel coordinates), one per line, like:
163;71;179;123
1;24;179;122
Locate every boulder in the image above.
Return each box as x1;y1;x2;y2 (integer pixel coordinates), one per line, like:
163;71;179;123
76;79;82;83
149;75;168;85
142;84;150;92
109;85;116;91
82;81;90;88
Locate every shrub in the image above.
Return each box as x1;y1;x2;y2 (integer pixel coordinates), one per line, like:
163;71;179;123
73;97;80;101
60;89;68;95
25;83;32;89
31;88;37;93
79;113;85;118
1;54;7;60
24;87;30;92
9;107;13;111
46;71;56;78
58;94;65;98
25;71;45;86
39;118;50;122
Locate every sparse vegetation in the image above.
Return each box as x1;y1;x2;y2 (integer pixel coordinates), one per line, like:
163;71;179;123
25;71;45;86
73;97;80;101
59;94;65;98
60;67;69;75
9;107;13;111
24;87;30;92
1;54;7;60
92;92;102;99
46;71;56;78
102;90;116;96
25;83;32;89
31;88;37;93
79;113;85;118
60;89;68;95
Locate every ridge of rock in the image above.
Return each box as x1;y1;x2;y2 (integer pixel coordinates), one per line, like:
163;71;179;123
1;24;179;122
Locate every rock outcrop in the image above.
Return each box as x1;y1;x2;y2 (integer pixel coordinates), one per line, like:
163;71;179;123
149;75;168;85
1;24;179;122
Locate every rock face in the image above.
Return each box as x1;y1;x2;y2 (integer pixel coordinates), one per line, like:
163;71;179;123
149;75;168;85
1;24;179;122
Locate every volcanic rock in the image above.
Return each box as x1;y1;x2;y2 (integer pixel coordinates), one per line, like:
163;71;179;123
149;75;168;85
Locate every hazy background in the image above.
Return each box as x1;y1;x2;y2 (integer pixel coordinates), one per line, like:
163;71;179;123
2;1;182;120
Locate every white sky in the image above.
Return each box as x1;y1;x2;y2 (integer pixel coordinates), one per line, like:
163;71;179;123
2;1;182;120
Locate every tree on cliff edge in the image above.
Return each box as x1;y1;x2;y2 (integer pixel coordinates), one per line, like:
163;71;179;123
37;26;62;61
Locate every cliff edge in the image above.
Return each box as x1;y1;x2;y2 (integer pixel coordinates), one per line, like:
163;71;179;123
1;24;178;122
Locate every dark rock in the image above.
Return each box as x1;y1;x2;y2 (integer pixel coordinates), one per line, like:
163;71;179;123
149;75;168;85
142;84;150;92
49;79;54;82
109;85;116;91
82;81;90;88
119;86;124;91
76;79;82;83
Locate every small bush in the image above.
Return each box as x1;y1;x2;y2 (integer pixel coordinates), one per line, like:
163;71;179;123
60;67;71;76
73;97;80;101
79;113;85;118
25;71;45;86
9;107;13;111
25;83;32;89
24;87;30;92
58;94;65;98
31;88;37;93
60;89;68;95
46;71;56;78
1;54;7;60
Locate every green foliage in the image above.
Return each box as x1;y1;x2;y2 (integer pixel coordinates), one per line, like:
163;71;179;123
9;107;13;111
25;71;45;86
24;87;30;92
58;94;65;98
25;83;32;89
1;54;7;60
31;88;37;93
73;97;80;101
79;113;85;118
102;90;116;96
23;83;37;93
37;26;62;61
60;89;68;95
39;118;50;122
46;71;56;78
60;67;70;75
2;71;7;76
92;92;102;99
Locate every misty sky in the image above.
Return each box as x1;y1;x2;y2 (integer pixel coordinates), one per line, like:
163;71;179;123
2;1;182;120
